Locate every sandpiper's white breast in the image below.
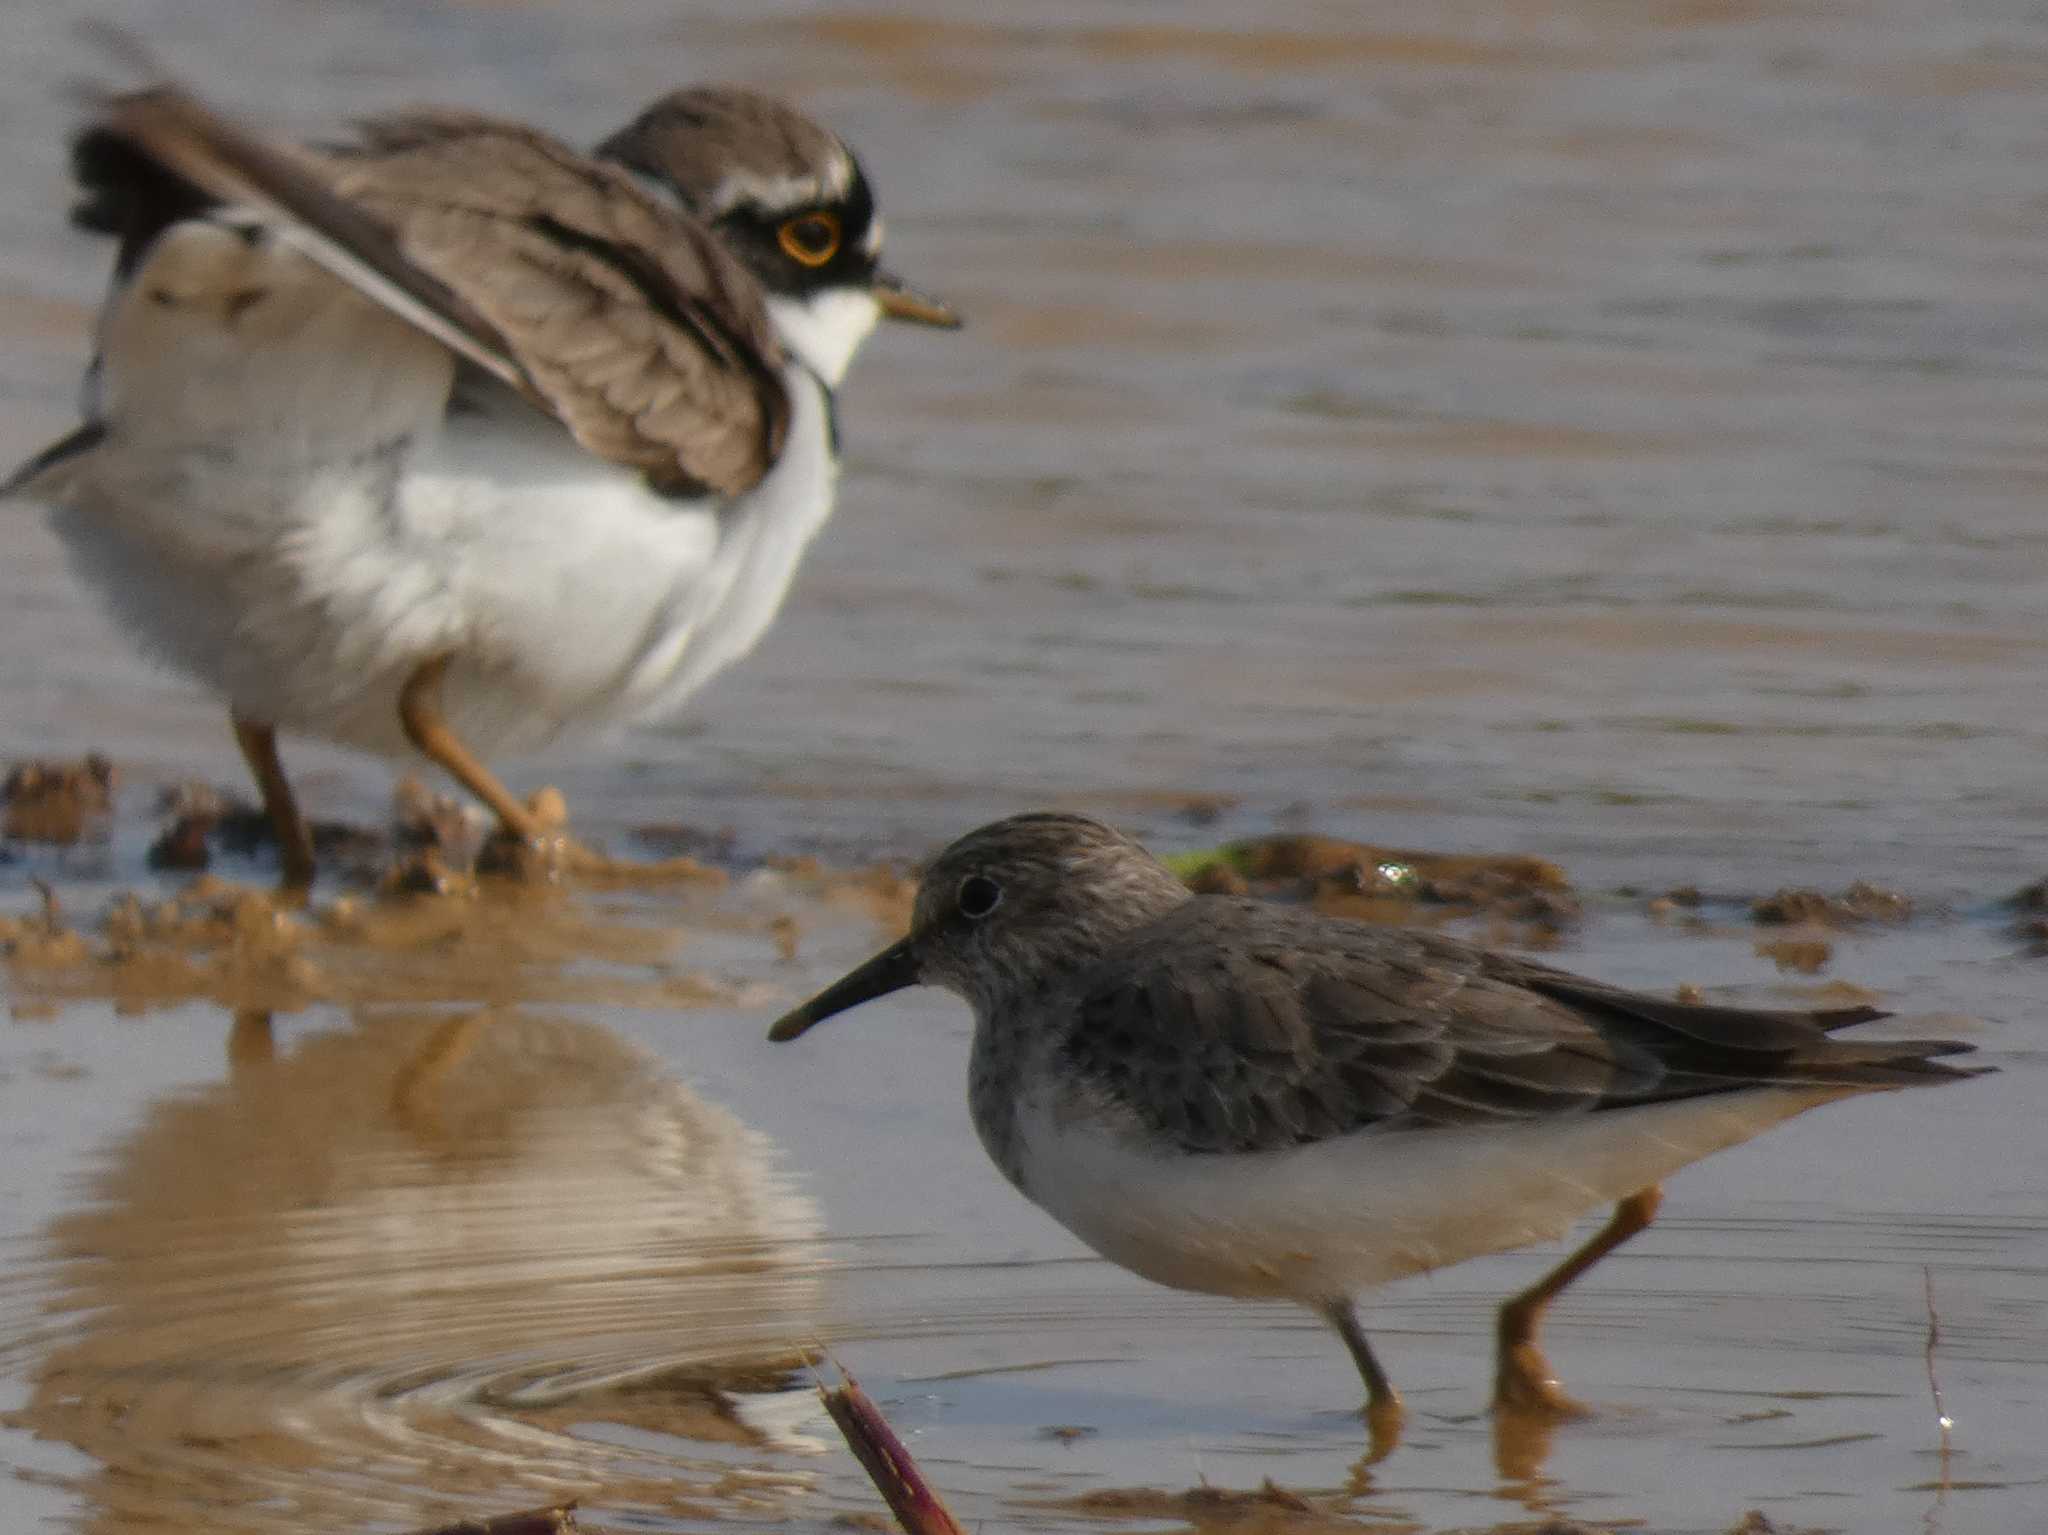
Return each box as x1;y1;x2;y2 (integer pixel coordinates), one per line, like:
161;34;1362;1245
1009;1080;1850;1303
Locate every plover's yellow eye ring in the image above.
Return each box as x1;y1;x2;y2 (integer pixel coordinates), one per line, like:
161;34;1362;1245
777;211;842;267
957;874;1003;920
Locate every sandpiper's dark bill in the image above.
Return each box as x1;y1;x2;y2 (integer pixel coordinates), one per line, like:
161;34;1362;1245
1;72;958;886
769;936;918;1040
766;811;1990;1454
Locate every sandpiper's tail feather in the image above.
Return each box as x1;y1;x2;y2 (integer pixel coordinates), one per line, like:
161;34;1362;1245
1747;1032;1986;1088
1514;969;1884;1050
1508;969;1987;1097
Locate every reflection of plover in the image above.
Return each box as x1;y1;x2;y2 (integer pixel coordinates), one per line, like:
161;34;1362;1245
770;813;1988;1450
3;78;957;883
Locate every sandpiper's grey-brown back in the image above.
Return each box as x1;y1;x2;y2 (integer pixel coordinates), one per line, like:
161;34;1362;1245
769;812;1988;1446
3;75;958;882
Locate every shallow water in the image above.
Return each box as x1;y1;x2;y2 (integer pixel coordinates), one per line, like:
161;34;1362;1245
1;1;2045;1531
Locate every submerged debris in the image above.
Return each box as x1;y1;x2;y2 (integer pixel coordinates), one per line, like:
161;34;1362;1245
1034;1481;1370;1535
819;1367;966;1535
1754;933;1833;975
404;1505;578;1535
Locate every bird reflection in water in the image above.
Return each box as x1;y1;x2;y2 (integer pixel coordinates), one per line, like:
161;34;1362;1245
23;1007;822;1535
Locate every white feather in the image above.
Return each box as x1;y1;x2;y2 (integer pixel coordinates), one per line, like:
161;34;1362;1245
1008;1081;1851;1302
766;288;882;389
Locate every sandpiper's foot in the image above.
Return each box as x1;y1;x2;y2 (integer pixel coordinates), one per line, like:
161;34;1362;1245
1490;1186;1663;1417
1361;1390;1405;1464
1491;1333;1590;1417
1491;1399;1563;1486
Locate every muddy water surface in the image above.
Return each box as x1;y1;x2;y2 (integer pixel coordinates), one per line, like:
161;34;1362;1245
1;1;2045;1532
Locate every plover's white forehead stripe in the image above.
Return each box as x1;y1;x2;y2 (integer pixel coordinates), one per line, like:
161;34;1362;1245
705;169;830;220
819;145;856;201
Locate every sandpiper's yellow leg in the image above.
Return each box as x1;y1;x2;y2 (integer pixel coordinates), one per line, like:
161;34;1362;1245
1493;1185;1664;1414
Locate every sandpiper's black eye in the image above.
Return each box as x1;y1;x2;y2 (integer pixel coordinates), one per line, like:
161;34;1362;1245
777;211;842;267
957;874;1003;920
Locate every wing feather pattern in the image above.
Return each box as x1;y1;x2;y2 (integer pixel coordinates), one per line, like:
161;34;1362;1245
74;86;788;497
1063;899;1983;1153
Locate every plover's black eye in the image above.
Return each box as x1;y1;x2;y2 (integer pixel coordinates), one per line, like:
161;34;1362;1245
777;211;842;267
957;874;1003;920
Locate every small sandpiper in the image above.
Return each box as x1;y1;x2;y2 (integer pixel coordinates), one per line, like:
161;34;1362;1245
3;73;958;884
769;812;1988;1451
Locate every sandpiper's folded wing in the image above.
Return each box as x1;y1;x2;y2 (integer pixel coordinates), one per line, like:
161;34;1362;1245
1063;900;1982;1153
73;85;789;499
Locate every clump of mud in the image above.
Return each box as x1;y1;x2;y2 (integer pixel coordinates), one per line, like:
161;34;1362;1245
756;854;917;956
0;862;748;1018
1752;882;1913;928
3;754;116;844
144;773;503;887
1171;833;1580;937
1036;1482;1812;1535
1037;1480;1357;1535
2005;876;2048;951
1642;875;1947;976
1036;1481;1814;1535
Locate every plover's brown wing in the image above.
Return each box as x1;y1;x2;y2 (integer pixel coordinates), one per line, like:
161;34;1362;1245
75;86;788;498
1064;899;1983;1154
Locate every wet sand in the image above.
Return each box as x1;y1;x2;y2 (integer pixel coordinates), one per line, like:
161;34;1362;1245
2;1;2045;1531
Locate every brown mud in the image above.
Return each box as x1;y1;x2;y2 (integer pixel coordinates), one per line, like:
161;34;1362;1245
0;751;2036;1535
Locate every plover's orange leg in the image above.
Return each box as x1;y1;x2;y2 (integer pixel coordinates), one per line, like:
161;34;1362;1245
1493;1184;1663;1414
398;654;566;849
232;715;317;888
397;655;715;883
390;1010;491;1139
1323;1298;1404;1461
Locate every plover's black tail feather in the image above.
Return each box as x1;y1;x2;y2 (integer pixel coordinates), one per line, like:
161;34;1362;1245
71;122;217;277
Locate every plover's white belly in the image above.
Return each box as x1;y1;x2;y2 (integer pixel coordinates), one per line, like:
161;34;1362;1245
388;364;839;755
1013;1085;1849;1302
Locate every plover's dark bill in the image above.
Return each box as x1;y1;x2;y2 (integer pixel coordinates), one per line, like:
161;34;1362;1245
3;74;958;885
769;812;1989;1454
